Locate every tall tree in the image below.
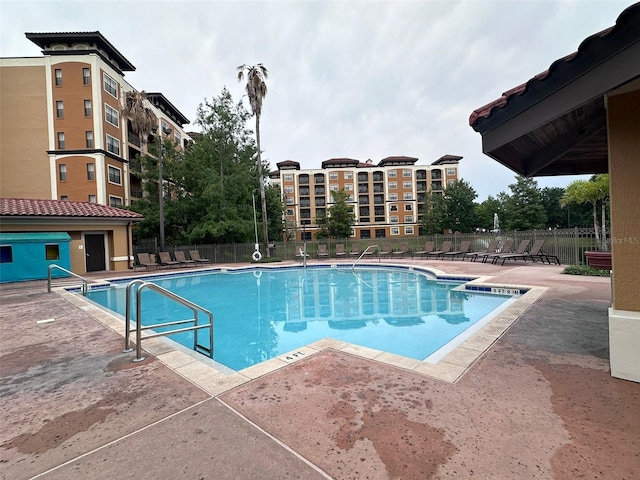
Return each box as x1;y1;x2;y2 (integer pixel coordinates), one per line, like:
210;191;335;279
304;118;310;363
540;187;567;228
561;174;609;248
419;192;445;234
122;90;156;147
238;63;270;256
440;180;478;233
475;195;504;231
315;190;355;239
502;176;547;231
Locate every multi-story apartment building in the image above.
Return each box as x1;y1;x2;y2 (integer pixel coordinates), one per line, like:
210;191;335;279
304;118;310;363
270;155;461;241
0;31;190;207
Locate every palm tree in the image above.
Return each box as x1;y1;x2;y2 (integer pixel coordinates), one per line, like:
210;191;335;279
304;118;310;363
237;63;270;257
122;90;157;148
561;174;610;249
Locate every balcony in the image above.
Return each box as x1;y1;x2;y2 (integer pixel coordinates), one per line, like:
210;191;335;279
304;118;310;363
314;186;325;196
300;199;311;207
299;175;309;185
431;170;442;180
373;195;384;205
373;184;384;193
431;182;443;190
315;198;325;206
299;187;310;196
358;195;369;205
359;207;370;217
358;173;368;182
416;170;427;180
358;185;369;194
417;181;426;192
314;174;325;184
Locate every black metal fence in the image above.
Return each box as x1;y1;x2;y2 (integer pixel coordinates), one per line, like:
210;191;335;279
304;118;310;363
134;227;604;266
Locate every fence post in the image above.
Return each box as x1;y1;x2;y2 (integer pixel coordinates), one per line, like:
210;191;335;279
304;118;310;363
574;226;579;265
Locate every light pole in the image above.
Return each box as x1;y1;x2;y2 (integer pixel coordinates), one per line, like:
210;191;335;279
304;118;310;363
153;125;171;249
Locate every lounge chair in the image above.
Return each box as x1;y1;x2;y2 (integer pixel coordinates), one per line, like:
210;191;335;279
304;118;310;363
158;251;180;269
317;244;329;259
414;241;435;258
462;240;499;262
392;243;410;257
335;244;346;257
441;240;472;260
426;240;452;259
378;244;392;257
349;244;361;257
497;239;558;265
174;250;196;267
134;252;159;271
189;249;211;265
295;245;311;261
479;239;515;263
489;240;530;264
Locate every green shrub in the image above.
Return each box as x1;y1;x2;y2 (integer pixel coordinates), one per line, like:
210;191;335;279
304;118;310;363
562;265;611;277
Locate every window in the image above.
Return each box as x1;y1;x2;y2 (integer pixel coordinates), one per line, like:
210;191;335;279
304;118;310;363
56;101;64;118
404;204;413;211
105;104;119;127
375;229;386;238
58;164;67;182
403;169;412;177
108;165;122;185
104;73;118;97
106;135;120;155
390;204;398;212
404;215;414;223
285;197;295;205
85;131;93;148
83;68;90;85
403;181;412;189
329;172;338;180
54;69;62;86
285;209;294;216
60;195;68;201
0;246;12;263
84;100;92;117
344;172;353;179
45;244;60;260
87;163;95;180
390;227;400;235
360;229;371;239
389;181;397;189
446;168;456;176
344;183;353;191
329;184;339;191
347;195;354;202
390;216;399;223
161;121;170;133
405;226;414;235
403;193;412;200
388;193;398;201
283;173;293;182
109;196;123;207
284;185;294;194
88;194;96;203
301;231;312;241
174;131;181;145
57;132;65;150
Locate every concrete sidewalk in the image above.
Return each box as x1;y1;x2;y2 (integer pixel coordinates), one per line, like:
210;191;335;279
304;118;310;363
1;261;638;479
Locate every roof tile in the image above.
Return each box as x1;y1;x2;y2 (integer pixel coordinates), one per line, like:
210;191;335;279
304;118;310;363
0;198;143;219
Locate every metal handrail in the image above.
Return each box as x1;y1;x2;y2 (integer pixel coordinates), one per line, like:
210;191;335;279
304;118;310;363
352;245;378;272
47;264;87;295
124;280;214;362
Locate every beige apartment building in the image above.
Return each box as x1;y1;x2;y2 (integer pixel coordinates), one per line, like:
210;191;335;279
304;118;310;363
0;31;190;207
270;155;461;241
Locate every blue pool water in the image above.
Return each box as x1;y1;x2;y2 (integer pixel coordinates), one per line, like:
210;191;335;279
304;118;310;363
86;267;514;371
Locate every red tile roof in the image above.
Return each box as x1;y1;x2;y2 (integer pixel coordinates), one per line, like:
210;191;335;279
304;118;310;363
0;198;143;220
469;20;617;128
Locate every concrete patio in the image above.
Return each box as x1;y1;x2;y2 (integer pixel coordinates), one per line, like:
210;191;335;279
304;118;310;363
1;259;638;479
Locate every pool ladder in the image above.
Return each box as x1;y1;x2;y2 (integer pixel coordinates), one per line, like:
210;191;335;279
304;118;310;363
124;280;214;362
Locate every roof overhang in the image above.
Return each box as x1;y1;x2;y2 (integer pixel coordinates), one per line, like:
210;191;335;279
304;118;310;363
470;4;640;177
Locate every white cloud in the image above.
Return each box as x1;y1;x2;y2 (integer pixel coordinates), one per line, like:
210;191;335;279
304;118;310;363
1;0;630;200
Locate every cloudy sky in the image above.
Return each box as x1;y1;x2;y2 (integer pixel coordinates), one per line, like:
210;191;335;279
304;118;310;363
1;0;632;200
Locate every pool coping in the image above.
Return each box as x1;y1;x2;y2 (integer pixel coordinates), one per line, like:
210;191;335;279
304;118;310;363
57;262;547;396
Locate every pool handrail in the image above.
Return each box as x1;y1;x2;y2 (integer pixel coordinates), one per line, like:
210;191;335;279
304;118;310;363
352;245;378;271
124;280;214;362
47;264;87;295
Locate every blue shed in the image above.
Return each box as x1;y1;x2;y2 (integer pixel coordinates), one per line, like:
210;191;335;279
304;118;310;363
0;232;71;283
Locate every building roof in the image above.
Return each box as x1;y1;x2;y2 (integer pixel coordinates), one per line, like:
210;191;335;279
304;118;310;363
0;198;143;220
321;158;360;169
146;92;190;126
378;156;418;166
25;31;136;74
276;160;301;170
431;155;463;165
468;4;640;176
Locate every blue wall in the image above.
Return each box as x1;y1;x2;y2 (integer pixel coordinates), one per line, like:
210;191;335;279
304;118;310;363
0;232;71;283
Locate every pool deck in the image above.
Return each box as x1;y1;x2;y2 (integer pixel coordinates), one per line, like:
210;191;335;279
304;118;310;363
1;258;638;479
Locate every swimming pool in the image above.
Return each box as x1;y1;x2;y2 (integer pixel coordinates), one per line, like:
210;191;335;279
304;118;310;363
86;266;516;371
